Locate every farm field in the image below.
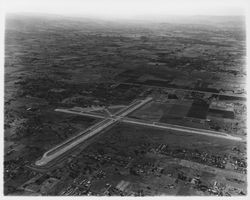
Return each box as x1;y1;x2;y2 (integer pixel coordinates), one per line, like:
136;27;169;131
4;14;246;196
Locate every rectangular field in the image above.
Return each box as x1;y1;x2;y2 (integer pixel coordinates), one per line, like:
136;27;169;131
129;100;193;123
186;100;209;119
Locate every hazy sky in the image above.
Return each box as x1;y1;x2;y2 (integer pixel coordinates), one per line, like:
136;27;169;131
4;0;247;19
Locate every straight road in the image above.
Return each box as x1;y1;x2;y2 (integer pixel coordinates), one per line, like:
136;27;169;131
116;82;246;99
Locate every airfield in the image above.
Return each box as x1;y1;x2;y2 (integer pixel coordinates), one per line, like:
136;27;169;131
4;14;246;195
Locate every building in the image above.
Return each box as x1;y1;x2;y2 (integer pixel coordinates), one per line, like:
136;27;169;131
208;101;235;119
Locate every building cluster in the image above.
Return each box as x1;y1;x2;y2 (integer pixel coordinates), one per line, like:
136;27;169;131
19;174;61;195
59;174;92;196
208;100;235;119
149;144;227;170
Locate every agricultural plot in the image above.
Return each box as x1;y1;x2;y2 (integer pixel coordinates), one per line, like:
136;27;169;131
129;100;193;124
128;102;173;122
208;109;235;119
4;14;246;196
187;100;209;119
128;97;244;135
160;100;193;122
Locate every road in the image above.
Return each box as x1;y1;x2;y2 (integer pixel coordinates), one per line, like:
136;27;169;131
64;81;246;99
115;82;246;99
35;97;152;166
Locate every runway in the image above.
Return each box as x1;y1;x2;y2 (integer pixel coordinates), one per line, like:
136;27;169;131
35;97;152;166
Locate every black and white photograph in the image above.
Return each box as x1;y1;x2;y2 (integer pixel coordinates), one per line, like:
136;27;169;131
1;0;248;197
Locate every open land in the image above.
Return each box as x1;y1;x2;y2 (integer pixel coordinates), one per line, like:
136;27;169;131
4;14;246;195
